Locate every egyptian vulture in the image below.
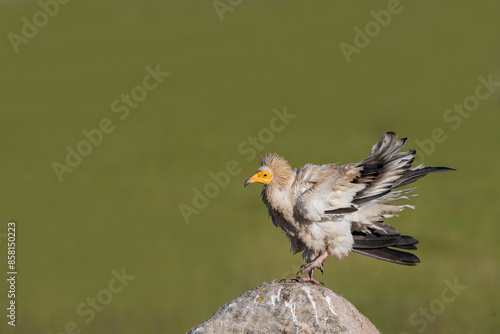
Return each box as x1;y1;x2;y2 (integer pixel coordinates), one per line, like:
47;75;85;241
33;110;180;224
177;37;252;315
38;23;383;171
244;132;454;284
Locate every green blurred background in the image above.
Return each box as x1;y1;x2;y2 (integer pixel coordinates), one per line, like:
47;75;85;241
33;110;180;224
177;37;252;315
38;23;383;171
1;0;499;333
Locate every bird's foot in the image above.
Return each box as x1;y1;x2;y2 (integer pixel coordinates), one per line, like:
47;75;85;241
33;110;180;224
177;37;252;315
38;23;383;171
297;273;324;285
296;250;329;275
280;270;324;285
279;277;324;285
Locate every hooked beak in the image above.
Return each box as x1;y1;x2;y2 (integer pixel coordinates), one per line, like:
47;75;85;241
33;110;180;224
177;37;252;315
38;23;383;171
244;170;272;188
244;177;255;188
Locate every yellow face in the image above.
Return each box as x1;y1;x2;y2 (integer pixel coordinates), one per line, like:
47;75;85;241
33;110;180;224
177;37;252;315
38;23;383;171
244;170;273;187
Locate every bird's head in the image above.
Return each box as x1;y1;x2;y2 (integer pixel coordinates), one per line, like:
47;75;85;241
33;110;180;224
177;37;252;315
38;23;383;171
244;169;273;187
244;153;292;188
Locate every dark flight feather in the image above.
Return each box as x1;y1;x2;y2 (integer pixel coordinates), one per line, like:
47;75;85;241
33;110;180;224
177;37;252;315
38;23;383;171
370;222;400;235
325;206;358;214
352;190;391;205
352;248;420;266
352;230;420;265
353;232;418;249
392;166;456;190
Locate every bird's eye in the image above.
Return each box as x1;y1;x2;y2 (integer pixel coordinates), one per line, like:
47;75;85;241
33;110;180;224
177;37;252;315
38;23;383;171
263;174;267;177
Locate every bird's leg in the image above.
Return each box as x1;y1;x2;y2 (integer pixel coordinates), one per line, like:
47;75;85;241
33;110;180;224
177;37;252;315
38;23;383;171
279;250;329;285
297;250;330;276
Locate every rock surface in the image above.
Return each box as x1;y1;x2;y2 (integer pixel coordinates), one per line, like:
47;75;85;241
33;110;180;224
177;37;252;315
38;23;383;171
188;282;379;333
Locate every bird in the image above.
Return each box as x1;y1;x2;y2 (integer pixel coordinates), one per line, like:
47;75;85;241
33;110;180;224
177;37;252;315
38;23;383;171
244;132;454;285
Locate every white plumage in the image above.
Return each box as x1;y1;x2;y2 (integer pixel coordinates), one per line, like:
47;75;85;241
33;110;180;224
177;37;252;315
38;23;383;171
245;132;454;284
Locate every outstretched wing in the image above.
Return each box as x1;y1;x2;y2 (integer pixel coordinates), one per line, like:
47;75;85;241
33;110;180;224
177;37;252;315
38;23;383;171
293;132;454;223
349;132;455;231
352;131;454;205
292;132;454;233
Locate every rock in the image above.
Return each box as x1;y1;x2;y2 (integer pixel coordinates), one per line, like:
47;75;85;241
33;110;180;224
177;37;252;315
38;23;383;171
188;282;379;333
